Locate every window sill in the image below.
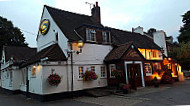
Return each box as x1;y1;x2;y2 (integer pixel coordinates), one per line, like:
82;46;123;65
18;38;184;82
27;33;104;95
146;73;152;76
77;78;84;81
100;77;107;79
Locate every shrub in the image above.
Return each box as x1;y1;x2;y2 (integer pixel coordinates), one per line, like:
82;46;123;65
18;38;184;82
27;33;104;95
111;70;122;78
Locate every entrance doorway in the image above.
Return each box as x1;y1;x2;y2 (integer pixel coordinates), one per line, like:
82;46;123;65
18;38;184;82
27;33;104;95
127;64;142;88
125;61;145;88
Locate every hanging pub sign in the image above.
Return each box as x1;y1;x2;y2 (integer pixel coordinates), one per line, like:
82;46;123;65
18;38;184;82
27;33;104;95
39;19;50;35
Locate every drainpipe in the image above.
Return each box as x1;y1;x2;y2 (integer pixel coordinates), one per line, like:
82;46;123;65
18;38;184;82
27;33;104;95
70;42;74;93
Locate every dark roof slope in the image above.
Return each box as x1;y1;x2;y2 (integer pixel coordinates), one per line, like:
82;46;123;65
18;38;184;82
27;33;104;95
45;5;103;41
4;46;37;62
104;42;132;62
110;28;161;50
20;44;67;67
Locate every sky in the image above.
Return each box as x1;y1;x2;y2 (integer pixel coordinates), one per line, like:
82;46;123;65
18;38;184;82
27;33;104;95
0;0;190;47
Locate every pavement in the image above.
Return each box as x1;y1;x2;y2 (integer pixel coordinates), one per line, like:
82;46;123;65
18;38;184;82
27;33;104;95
0;79;190;106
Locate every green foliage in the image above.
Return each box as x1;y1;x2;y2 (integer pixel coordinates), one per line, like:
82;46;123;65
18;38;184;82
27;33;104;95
0;16;28;57
111;70;122;78
169;42;190;69
178;10;190;43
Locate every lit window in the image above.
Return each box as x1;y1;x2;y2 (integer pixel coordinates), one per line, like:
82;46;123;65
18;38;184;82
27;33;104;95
101;66;106;78
152;51;157;58
102;31;110;43
32;66;36;78
79;66;84;78
167;63;171;69
86;28;96;42
109;64;116;78
91;66;95;72
144;63;152;76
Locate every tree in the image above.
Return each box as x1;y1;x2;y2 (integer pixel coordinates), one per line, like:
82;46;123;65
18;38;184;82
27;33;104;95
178;10;190;43
169;42;190;70
0;16;28;57
147;28;156;36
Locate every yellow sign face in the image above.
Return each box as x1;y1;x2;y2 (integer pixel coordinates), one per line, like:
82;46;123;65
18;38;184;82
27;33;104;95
39;19;50;35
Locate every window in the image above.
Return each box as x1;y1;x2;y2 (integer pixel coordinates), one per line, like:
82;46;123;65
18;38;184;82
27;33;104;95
102;31;110;43
55;32;58;42
109;64;116;78
152;51;157;58
79;66;84;78
144;63;152;76
101;66;106;78
9;71;13;86
86;28;96;42
32;66;36;78
91;66;95;72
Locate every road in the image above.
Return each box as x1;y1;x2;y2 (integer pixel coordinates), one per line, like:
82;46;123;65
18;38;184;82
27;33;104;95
0;80;190;106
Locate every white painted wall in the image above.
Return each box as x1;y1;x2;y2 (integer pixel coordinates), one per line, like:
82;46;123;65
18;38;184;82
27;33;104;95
28;65;43;94
1;67;21;91
153;30;168;57
37;7;68;57
42;65;68;94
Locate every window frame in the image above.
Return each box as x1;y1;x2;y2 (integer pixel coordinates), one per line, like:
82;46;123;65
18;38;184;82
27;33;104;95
78;66;84;79
91;66;95;72
100;66;106;78
109;64;116;78
86;28;96;42
144;63;152;76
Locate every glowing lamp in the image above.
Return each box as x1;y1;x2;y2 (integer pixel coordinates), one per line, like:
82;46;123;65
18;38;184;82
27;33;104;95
76;40;84;54
77;40;84;48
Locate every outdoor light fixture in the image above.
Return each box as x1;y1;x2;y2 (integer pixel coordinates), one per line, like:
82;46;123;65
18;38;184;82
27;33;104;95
76;40;84;54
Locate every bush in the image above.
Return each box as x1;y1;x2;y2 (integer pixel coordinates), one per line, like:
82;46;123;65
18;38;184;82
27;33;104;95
111;70;122;78
162;69;174;84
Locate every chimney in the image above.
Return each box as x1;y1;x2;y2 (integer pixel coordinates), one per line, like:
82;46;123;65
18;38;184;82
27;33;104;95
153;30;168;57
133;26;144;35
91;2;101;23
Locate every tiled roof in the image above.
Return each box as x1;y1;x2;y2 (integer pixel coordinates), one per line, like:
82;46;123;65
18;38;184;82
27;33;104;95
4;46;36;62
110;28;161;50
104;42;132;62
20;44;67;67
45;5;103;41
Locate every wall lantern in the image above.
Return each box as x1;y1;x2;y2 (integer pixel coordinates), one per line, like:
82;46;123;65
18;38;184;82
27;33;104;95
76;40;84;54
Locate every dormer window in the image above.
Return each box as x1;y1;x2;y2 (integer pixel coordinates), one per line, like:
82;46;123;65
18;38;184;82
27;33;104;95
86;28;96;42
102;31;110;43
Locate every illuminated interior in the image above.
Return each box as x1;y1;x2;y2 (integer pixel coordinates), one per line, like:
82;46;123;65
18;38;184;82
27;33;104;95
138;48;162;60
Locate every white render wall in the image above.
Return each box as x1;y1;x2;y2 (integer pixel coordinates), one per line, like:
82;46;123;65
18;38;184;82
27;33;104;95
28;65;43;94
37;7;68;58
153;30;168;57
42;65;68;94
1;68;21;91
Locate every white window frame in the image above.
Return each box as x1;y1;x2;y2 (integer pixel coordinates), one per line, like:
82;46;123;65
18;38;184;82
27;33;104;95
144;63;152;76
86;28;96;42
91;66;95;72
100;66;106;78
109;64;116;78
78;66;84;79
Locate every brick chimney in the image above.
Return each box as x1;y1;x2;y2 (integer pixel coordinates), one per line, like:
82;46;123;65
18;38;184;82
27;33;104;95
91;2;101;23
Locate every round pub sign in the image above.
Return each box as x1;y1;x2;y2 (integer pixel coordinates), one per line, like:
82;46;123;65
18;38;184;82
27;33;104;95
39;19;50;35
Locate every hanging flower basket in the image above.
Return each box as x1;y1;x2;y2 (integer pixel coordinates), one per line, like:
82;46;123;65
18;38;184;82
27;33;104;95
83;71;98;81
47;73;61;86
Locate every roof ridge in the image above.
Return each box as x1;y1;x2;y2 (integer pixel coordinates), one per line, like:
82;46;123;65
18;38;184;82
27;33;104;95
45;5;91;18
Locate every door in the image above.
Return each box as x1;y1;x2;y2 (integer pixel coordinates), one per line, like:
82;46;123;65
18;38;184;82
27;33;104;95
127;64;142;88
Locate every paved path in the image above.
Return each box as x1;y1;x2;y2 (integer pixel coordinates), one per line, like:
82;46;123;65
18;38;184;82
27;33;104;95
0;80;190;106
